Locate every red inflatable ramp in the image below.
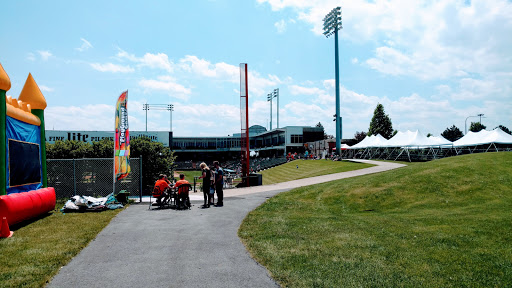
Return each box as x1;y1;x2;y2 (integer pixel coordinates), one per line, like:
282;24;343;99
0;187;56;230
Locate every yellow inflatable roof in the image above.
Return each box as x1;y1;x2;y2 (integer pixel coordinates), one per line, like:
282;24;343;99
0;62;11;91
18;73;47;110
5;95;41;126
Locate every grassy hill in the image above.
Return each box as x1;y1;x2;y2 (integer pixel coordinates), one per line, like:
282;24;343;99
259;160;374;185
239;152;512;287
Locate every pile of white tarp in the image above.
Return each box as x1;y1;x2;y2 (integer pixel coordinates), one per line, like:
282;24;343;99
61;193;124;212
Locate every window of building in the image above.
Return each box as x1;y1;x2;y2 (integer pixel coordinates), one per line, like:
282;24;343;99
291;134;303;144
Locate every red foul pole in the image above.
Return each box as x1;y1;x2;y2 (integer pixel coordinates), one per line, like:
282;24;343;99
240;63;250;186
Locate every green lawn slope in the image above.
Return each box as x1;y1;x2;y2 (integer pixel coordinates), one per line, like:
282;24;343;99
259;160;374;185
239;152;512;287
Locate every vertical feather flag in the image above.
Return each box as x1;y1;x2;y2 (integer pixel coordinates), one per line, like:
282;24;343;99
114;90;130;181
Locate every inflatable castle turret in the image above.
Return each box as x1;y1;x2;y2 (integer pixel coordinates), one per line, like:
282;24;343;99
0;62;55;238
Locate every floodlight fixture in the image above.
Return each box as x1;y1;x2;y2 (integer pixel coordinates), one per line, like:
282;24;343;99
323;6;342;38
143;103;174;132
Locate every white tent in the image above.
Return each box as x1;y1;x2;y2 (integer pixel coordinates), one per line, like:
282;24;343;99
350;134;388;149
428;135;453;146
384;130;432;147
453;128;512;147
346;128;511;162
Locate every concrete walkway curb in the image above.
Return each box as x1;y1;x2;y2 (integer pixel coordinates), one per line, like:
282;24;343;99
48;160;405;288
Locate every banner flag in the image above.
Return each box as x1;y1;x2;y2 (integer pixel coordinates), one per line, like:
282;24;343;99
114;90;130;181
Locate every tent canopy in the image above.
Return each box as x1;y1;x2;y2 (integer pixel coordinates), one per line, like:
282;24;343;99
453;128;512;147
348;128;512;149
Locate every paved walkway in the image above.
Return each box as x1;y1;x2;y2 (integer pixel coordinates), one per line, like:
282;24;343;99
48;160;405;288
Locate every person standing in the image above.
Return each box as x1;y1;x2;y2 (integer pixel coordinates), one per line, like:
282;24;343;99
213;161;224;207
199;162;212;208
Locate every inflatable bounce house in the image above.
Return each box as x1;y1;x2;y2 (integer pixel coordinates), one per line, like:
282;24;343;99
0;63;55;238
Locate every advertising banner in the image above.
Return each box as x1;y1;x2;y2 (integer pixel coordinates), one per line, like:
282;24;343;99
115;91;130;181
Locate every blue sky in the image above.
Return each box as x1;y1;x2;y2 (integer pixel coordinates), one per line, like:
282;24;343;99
1;0;511;137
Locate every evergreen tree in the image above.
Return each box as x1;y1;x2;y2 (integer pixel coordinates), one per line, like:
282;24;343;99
441;125;464;142
496;125;511;135
353;131;367;143
368;103;394;139
469;122;486;132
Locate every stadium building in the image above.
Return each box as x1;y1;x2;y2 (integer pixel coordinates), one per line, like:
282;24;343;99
45;125;325;161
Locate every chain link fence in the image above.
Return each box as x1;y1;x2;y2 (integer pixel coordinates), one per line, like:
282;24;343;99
47;158;141;199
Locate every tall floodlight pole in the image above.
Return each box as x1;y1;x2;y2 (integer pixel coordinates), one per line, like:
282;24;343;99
142;103;174;132
267;92;273;130
274;88;279;128
169;104;174;132
143;103;148;132
324;6;342;156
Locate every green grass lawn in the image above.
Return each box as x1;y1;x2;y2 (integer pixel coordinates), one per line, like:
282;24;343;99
176;170;202;181
0;200;124;288
259;160;374;185
239;152;512;287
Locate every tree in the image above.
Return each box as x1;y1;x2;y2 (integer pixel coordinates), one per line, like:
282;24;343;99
47;140;93;159
496;125;512;135
426;133;433;137
441;125;464;142
47;137;176;193
354;131;367;143
368;103;394;139
469;122;486;132
315;122;330;139
130;136;176;192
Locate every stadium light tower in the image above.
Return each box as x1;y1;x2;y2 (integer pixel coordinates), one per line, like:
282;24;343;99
274;88;279;128
143;103;174;132
324;6;343;156
267;88;279;130
267;92;273;130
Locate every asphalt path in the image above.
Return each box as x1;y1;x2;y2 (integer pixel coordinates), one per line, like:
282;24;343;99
48;160;405;288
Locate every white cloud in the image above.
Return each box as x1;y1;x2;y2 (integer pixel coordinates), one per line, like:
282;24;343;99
140;53;173;72
27;52;36;61
117;49;173;72
39;85;54;92
38;50;52;61
46;104;114;131
289;84;323;95
90;62;135;73
178;55;280;97
259;0;512;81
76;38;93;52
351;58;358;64
138;76;192;100
179;55;239;81
274;19;287;33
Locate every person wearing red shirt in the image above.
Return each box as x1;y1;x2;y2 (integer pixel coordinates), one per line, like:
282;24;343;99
153;174;171;204
174;173;191;209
